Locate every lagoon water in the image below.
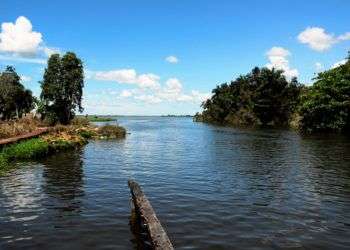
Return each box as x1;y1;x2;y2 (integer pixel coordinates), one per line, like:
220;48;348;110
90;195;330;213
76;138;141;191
1;117;350;249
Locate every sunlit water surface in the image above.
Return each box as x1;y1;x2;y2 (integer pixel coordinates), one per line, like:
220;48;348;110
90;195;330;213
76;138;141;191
1;117;350;249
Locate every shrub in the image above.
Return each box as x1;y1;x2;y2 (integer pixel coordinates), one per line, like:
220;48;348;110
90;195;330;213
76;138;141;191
71;117;90;126
0;115;44;139
98;124;126;138
78;129;96;139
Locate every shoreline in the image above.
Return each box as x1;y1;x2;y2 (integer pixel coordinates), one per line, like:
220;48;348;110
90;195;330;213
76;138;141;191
0;122;126;173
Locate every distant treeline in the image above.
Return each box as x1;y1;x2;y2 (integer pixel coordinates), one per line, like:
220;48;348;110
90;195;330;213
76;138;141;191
195;52;350;134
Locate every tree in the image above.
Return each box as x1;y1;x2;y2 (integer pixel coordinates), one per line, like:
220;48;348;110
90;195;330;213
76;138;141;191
40;52;84;124
0;66;34;120
251;68;301;126
198;67;301;127
299;53;350;133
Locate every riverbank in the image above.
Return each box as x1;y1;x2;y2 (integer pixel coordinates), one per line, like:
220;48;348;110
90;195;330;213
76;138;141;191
0;118;126;173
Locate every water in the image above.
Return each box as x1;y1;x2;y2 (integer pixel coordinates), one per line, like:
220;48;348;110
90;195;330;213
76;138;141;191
1;117;350;249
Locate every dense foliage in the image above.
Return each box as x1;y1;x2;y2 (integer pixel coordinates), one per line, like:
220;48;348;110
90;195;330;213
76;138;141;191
40;52;84;125
197;67;302;127
299;55;350;133
0;66;34;120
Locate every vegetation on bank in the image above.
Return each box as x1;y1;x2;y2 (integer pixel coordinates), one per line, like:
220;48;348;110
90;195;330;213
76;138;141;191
78;115;116;122
0;50;127;172
0;116;44;139
0;117;126;172
195;52;350;134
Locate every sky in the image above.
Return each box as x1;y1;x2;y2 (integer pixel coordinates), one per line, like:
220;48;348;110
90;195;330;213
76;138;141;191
0;0;349;115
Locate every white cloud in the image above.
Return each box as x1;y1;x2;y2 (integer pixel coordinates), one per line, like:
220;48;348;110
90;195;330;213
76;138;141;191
120;90;133;98
165;55;179;64
0;16;59;60
42;47;60;57
20;75;31;82
0;54;46;64
137;73;160;89
297;27;350;52
315;62;323;72
338;32;350;41
95;69;137;83
331;59;347;69
135;94;162;104
94;69;160;89
165;78;182;93
0;16;42;56
91;68;210;105
266;46;299;79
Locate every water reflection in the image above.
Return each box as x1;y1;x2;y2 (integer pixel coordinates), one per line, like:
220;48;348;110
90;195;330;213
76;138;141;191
40;150;85;214
1;117;350;249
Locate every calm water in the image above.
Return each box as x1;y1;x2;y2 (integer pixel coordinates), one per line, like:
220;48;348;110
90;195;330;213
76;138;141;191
1;117;350;249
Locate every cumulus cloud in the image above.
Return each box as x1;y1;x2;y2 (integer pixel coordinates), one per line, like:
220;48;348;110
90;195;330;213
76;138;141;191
94;69;160;89
266;47;299;79
165;78;182;93
165;55;179;64
297;27;350;52
0;16;59;61
92;68;210;105
0;16;42;56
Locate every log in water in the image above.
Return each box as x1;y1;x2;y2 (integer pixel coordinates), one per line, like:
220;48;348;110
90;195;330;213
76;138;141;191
128;179;174;250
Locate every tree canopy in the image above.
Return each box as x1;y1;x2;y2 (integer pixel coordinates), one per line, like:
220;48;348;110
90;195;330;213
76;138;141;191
0;66;34;120
40;52;84;124
299;54;350;133
197;67;302;127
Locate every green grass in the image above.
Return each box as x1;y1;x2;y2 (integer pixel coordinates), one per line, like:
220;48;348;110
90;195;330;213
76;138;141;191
1;138;49;160
86;116;115;122
0;137;83;173
78;129;96;139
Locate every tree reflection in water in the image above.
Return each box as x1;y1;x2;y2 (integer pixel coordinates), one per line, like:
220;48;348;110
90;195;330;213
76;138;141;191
40;149;85;214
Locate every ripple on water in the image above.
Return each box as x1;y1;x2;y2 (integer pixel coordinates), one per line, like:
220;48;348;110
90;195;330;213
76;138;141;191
1;117;350;249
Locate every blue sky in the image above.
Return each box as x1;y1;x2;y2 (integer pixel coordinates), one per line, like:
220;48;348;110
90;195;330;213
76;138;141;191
0;0;349;115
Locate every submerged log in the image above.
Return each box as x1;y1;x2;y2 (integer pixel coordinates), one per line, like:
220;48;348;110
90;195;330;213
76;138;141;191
128;180;174;250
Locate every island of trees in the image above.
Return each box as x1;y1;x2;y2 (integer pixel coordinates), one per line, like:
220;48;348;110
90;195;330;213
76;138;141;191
0;52;125;172
195;52;350;134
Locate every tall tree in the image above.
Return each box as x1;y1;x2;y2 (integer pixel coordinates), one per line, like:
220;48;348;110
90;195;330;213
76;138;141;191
0;66;34;120
40;52;84;124
299;53;350;133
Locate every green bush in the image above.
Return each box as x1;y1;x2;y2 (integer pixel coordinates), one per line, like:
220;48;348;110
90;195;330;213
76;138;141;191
78;129;95;139
98;124;126;138
71;117;91;126
1;138;49;160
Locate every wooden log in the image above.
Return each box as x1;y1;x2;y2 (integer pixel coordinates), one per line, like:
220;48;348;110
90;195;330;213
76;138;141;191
128;180;174;250
0;127;49;146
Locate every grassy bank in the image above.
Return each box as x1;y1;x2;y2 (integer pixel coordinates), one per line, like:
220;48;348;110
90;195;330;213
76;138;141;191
0;117;127;173
77;115;116;122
